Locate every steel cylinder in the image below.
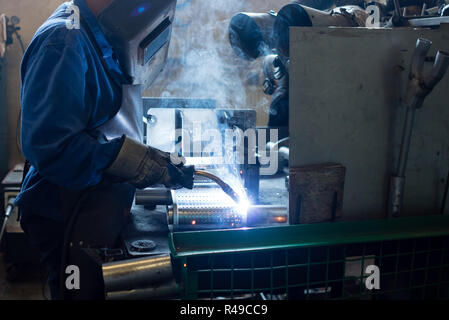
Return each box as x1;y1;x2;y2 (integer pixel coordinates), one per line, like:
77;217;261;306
228;12;277;60
247;205;289;226
135;188;173;206
105;279;179;300
102;254;173;294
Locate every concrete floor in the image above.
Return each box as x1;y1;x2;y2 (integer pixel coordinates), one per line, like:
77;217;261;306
0;253;45;300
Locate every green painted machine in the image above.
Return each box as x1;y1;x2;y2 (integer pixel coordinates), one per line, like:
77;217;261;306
102;211;449;300
170;215;449;300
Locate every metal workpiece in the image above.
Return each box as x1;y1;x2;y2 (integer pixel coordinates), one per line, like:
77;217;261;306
246;205;288;226
105;279;179;300
168;185;288;230
388;176;406;218
388;38;449;218
168;187;247;231
102;254;174;296
403;39;449;110
0;198;15;243
135;188;173;206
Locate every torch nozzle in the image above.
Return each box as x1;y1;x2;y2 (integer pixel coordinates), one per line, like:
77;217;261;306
194;170;241;204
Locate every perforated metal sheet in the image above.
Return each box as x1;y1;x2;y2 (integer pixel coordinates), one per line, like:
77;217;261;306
171;187;246;229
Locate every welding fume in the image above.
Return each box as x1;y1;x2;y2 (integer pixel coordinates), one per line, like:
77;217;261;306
227;0;373;172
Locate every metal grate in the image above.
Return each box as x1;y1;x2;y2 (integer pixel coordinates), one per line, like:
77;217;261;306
170;216;449;300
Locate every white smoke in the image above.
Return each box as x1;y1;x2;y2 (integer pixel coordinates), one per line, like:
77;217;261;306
146;0;284;110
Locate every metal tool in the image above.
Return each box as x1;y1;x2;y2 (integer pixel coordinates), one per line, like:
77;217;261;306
388;38;449;218
0;198;15;243
194;170;241;204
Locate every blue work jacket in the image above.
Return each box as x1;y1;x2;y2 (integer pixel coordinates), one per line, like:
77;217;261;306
15;0;129;222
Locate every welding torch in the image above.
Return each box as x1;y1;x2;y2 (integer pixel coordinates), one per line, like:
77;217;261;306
194;170;241;204
135;170;242;205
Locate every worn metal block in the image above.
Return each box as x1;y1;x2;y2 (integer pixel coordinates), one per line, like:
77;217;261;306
289;163;346;224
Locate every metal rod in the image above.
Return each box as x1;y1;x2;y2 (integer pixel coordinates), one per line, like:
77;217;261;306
393;0;402;17
441;168;449;215
396;107;417;177
102;255;173;293
0;199;15;243
135;188;173;205
388;39;449;218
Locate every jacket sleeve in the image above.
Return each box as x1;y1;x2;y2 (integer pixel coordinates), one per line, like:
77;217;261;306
20;31;123;190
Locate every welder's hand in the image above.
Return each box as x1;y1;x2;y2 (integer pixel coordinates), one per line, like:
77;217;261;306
105;136;195;190
145;146;195;190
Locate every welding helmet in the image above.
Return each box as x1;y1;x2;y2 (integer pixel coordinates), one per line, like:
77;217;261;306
98;0;177;90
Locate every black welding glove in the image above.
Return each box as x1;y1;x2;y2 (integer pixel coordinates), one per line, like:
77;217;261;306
105;136;194;190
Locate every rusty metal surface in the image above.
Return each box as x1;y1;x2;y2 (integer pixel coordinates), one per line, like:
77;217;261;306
289;163;346;224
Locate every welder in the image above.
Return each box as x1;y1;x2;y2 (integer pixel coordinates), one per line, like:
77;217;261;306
14;0;193;300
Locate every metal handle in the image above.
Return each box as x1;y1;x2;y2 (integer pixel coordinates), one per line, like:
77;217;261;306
0;199;15;243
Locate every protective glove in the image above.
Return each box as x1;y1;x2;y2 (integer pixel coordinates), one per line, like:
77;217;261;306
105;136;194;190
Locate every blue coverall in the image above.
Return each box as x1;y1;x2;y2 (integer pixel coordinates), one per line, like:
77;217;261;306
15;0;132;299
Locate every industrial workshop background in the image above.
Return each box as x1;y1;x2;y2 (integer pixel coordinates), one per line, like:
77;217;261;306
1;0;449;302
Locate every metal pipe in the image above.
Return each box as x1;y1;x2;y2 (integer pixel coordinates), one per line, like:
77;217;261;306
247;205;289;226
396;107;417;177
168;199;288;230
102;254;173;294
426;50;449;88
393;0;403;17
410;38;431;80
106;279;179;300
441;167;449;215
135;188;173;206
0;199;15;243
388;39;449;218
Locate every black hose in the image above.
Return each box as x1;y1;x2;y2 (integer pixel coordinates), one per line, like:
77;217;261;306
14;31;25;54
59;189;91;300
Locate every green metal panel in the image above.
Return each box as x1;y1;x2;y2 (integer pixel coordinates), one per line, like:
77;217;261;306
170;215;449;300
170;215;449;258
